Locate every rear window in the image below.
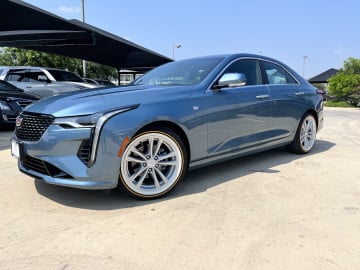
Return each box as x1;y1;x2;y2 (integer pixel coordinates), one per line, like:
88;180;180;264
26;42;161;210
47;69;84;82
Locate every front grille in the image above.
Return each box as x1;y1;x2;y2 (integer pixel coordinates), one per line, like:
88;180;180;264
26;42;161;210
78;140;91;165
15;113;54;141
16;99;33;109
6;116;17;122
16;100;33;109
22;155;71;178
22;155;49;175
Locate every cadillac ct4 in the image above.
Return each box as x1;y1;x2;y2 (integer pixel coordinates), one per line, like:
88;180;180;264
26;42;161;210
11;54;323;199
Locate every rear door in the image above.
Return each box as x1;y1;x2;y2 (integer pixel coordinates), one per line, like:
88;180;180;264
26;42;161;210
261;60;308;139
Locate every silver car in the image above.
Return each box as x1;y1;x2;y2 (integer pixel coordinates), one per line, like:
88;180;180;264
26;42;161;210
0;66;97;97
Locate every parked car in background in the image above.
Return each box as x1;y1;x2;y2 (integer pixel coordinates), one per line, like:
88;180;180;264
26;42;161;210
83;78;116;87
0;80;40;126
95;79;116;87
11;54;323;199
0;66;98;97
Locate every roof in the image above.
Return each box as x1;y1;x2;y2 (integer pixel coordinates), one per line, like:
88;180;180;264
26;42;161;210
308;68;339;83
0;0;172;71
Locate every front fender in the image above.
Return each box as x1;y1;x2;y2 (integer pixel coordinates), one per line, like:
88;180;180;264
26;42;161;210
99;99;208;163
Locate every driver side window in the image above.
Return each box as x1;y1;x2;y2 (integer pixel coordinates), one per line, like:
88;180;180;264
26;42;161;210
222;59;262;86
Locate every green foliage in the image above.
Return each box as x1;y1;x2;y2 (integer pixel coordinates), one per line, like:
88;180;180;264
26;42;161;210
0;47;117;81
342;57;360;75
324;100;355;108
328;57;360;106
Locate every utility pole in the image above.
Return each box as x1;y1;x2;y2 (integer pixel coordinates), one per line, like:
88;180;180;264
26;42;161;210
302;56;308;78
81;0;86;77
172;44;182;60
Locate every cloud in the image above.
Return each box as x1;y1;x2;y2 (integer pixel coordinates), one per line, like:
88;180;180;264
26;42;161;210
57;6;81;14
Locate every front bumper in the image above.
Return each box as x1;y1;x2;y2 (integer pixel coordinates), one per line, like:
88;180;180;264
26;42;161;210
13;123;125;190
1;109;19;124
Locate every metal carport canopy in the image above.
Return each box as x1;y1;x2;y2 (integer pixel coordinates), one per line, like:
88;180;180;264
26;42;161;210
0;0;172;71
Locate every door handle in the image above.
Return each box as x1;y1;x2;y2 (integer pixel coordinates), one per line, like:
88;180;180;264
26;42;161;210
256;95;270;99
294;91;305;96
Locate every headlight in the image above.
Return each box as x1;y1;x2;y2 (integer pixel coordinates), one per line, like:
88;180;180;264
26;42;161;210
53;112;102;128
53;105;139;129
53;105;139;166
0;101;11;110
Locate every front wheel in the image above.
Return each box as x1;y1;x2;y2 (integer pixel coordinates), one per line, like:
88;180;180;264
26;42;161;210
119;127;187;199
287;114;317;154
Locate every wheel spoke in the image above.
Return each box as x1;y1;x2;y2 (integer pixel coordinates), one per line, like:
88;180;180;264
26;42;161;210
151;170;161;189
149;136;154;157
304;138;309;149
125;156;144;163
155;168;169;184
153;138;164;156
301;136;306;145
135;169;148;187
130;167;147;182
306;120;313;131
158;160;178;166
158;152;176;161
130;148;147;161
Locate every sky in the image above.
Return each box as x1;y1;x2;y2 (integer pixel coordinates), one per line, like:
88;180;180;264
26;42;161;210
23;0;360;78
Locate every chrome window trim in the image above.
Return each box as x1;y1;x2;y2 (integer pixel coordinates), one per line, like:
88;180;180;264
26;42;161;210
207;57;264;91
206;57;300;91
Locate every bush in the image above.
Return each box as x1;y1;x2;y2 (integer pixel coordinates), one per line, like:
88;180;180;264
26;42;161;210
328;57;360;107
324;100;355;108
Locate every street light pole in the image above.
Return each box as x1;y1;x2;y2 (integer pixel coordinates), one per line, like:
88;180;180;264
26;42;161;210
81;0;86;77
172;44;182;60
302;56;308;78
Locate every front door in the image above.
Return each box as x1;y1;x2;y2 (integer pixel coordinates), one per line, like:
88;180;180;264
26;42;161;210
206;59;270;156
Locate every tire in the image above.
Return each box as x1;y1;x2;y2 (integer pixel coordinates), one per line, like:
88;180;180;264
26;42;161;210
287;113;317;154
119;127;187;199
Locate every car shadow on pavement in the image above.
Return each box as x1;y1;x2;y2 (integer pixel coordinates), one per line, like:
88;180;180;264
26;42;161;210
34;139;335;210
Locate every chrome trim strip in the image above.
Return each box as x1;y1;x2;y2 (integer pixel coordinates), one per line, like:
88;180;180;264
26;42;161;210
88;106;138;167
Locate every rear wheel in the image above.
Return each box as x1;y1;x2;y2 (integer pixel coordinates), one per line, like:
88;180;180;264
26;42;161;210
119;127;187;199
287;113;317;154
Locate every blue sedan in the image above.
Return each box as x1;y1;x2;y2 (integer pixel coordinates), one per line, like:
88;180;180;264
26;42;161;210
11;54;323;199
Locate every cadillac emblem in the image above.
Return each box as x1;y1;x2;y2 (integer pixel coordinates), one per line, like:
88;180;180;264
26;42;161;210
15;116;23;127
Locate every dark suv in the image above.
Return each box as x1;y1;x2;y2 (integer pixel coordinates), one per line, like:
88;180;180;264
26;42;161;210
0;80;40;126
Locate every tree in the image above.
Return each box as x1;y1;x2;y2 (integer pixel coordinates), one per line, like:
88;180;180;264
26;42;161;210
328;57;360;106
0;47;117;81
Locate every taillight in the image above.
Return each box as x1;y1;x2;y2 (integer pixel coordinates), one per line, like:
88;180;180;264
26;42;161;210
316;88;325;95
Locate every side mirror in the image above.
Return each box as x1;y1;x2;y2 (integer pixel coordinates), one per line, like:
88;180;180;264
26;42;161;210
37;75;49;82
213;73;247;90
218;73;246;87
213;73;246;90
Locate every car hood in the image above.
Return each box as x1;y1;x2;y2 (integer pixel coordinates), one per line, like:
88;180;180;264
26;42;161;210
25;85;193;117
0;90;40;100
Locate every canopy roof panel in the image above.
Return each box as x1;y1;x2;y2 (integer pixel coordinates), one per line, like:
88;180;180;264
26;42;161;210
0;0;172;70
308;68;339;83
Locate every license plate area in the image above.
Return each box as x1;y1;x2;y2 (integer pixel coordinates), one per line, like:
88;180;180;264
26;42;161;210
11;139;23;161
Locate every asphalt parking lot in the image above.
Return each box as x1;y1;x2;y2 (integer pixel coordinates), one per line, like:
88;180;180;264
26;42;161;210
0;107;359;270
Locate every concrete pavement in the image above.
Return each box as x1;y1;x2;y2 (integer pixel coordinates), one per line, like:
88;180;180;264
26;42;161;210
0;107;359;270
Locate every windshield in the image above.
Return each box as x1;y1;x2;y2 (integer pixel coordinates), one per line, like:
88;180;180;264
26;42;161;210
47;69;84;82
0;80;22;92
132;57;224;86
